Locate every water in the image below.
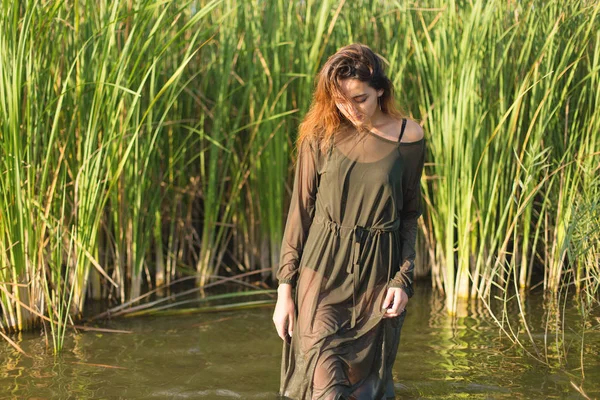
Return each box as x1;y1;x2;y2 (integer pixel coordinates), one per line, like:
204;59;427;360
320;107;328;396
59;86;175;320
1;286;598;399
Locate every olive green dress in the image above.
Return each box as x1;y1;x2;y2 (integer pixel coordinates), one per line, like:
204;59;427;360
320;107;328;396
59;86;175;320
276;118;425;400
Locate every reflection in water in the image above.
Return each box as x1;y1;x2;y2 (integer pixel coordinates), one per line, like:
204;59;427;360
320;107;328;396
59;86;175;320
0;286;598;399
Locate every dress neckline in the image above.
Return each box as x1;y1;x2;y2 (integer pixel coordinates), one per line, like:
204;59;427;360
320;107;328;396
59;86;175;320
399;137;425;146
365;128;425;146
365;129;399;144
332;145;397;166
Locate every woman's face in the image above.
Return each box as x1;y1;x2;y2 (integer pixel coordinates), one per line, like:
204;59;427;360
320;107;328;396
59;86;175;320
335;78;384;127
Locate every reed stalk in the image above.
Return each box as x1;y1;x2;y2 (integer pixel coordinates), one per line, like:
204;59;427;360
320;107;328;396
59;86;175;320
0;0;598;358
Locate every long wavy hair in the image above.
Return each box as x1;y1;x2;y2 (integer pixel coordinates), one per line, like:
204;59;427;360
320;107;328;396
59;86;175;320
296;43;406;153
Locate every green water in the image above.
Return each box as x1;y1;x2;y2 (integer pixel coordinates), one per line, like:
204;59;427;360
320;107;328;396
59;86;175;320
1;286;598;399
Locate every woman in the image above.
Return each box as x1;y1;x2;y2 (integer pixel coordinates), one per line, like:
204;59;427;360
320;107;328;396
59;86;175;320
272;43;426;400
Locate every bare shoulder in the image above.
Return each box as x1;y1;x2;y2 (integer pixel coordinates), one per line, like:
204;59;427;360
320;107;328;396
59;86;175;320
400;118;424;143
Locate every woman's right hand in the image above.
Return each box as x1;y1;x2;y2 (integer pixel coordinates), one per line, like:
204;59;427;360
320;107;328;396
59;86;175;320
273;284;295;342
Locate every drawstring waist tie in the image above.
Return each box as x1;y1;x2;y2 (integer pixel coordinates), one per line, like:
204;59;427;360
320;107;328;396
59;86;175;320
312;214;401;329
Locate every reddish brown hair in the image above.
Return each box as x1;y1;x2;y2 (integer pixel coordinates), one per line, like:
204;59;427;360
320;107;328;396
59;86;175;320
296;43;406;153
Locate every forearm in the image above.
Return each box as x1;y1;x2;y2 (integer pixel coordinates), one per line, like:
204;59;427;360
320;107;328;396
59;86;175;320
276;138;319;289
276;214;314;288
389;216;418;298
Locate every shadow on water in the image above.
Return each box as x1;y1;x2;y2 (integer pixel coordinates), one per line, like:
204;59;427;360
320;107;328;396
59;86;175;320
0;285;598;399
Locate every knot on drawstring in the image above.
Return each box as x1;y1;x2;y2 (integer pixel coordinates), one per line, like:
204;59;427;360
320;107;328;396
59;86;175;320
324;219;340;236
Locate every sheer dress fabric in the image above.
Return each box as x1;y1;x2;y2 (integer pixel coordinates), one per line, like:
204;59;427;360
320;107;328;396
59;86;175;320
277;118;425;400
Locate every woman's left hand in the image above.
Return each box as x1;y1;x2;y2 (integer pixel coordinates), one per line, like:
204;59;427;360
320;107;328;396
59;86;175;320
381;287;408;318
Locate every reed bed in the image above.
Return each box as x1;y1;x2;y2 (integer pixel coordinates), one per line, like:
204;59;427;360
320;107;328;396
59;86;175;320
411;0;600;314
0;0;598;354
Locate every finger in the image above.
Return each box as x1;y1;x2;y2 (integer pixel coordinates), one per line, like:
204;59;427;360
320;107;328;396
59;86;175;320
278;316;288;341
382;289;396;319
381;289;394;310
386;290;401;316
278;320;286;340
288;313;294;337
397;295;408;313
396;289;408;313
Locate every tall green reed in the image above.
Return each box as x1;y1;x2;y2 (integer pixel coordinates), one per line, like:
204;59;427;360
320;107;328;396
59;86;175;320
0;0;218;351
408;0;599;313
0;0;598;358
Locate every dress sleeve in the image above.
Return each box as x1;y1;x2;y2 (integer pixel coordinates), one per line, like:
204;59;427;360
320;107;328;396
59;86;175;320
389;139;426;298
276;138;319;288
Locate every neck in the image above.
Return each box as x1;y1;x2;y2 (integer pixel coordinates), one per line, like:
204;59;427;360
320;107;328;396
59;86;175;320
369;109;388;127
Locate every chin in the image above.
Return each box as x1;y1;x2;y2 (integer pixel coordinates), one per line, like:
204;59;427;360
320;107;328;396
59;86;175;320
354;120;373;132
345;114;372;129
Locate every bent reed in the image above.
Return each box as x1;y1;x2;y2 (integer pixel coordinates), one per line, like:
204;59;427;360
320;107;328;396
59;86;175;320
0;0;598;355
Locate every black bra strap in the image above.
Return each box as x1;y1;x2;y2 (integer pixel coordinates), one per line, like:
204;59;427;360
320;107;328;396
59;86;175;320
398;118;407;143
